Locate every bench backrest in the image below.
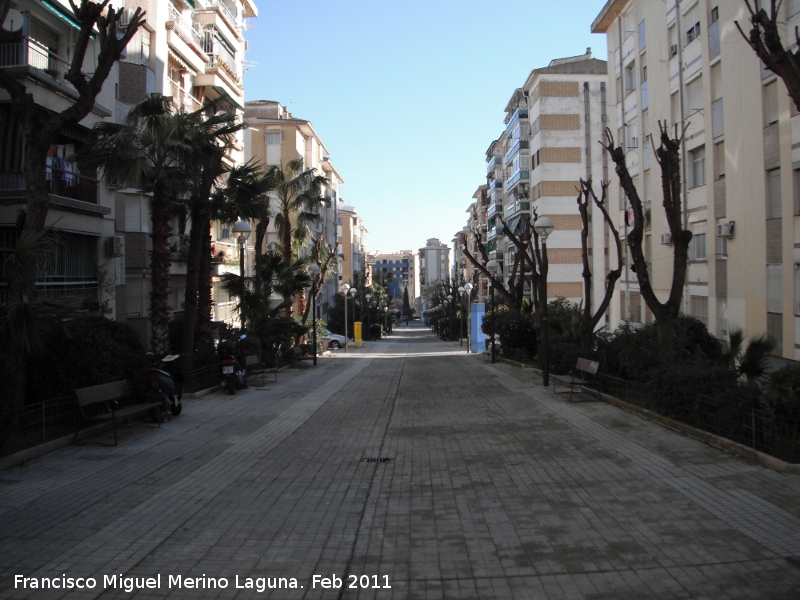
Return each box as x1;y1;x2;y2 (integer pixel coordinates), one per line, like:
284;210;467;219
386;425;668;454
575;358;600;375
75;380;131;408
245;355;260;367
292;347;303;356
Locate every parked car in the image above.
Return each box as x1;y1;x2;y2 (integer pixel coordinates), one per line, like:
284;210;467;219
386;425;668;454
322;330;346;349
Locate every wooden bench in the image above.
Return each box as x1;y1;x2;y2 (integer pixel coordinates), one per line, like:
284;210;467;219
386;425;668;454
73;380;162;446
245;355;277;385
551;358;601;402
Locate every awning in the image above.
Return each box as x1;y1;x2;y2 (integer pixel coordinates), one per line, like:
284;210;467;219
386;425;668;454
167;49;198;76
41;0;94;37
212;85;244;111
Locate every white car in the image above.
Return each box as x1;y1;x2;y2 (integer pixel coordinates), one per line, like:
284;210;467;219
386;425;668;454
321;330;346;349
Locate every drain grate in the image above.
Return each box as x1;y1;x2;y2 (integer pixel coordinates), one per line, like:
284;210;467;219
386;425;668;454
361;457;392;463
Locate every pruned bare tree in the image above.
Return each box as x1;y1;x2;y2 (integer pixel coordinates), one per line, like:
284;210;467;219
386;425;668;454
462;225;523;310
0;0;145;301
737;0;800;113
602;125;691;323
576;179;623;354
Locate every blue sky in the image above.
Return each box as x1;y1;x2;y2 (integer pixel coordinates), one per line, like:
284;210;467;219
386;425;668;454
243;0;608;255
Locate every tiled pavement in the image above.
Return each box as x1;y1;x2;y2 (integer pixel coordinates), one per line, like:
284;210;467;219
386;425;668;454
1;323;800;599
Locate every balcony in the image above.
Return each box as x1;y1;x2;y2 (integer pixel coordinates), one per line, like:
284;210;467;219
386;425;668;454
505;108;529;137
195;32;243;99
0;37;109;117
488;178;502;193
487;203;503;217
488;226;504;240
507;201;531;216
169;78;203;112
505;139;529;163
506;170;530;190
0;168;98;205
194;2;242;44
486;155;501;173
166;5;208;74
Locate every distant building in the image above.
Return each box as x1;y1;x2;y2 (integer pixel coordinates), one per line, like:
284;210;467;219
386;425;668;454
367;251;419;305
418;238;451;313
339;204;368;287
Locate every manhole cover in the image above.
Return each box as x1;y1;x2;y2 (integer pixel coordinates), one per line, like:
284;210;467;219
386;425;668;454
361;457;392;463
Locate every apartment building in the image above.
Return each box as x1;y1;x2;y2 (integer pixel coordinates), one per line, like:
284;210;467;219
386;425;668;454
367;251;419;305
592;0;800;359
114;0;256;340
0;0;127;313
243;100;344;322
482;50;608;314
464;185;490;303
339;204;368;287
418;238;450;313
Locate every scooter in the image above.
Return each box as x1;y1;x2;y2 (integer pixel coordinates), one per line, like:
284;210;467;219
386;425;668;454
147;354;183;416
219;335;247;395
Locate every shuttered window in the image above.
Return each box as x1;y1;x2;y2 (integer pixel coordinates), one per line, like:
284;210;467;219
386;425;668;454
767;264;783;313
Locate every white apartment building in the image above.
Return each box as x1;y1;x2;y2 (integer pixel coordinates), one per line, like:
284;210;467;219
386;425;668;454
339;204;368;288
418;237;451;313
464;185;490;303
592;0;800;359
482;50;609;316
244;100;344;322
115;0;256;340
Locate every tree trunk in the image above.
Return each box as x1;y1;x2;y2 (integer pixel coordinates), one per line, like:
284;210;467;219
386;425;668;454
281;208;293;316
254;218;268;293
149;181;172;356
180;201;209;371
195;222;213;351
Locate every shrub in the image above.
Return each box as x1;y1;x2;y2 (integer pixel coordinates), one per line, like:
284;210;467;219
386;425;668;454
497;312;537;355
0;353;18;450
25;317;149;404
548;341;581;375
482;305;509;338
763;364;800;423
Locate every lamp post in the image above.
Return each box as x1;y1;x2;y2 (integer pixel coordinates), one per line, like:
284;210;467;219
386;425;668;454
457;286;465;344
309;263;320;365
365;293;372;341
463;282;473;352
384;306;388;334
534;216;555;387
340;283;350;353
349;286;358;346
446;294;453;342
232;220;251;331
486;259;499;363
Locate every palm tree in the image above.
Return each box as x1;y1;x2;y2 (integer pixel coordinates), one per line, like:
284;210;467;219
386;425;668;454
82;94;195;355
269;159;328;313
721;328;777;382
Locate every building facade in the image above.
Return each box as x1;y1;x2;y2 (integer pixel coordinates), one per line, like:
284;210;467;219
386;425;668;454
243;100;344;322
418;237;450;313
592;0;800;359
367;251;419;305
475;50;608;318
339;204;368;288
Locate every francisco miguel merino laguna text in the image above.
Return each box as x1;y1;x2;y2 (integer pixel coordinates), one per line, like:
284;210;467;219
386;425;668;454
15;574;300;592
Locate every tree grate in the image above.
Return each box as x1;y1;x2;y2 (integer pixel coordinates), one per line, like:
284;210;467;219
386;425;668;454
361;457;393;463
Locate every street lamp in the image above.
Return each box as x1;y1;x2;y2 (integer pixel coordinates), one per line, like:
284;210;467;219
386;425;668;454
486;258;499;363
457;286;465;345
463;282;473;352
232;220;251;331
446;295;453;342
308;263;320;366
534;216;555;387
349;286;358;346
340;283;350;353
384;306;388;334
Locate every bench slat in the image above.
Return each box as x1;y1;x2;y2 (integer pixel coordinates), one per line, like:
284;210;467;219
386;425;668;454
75;380;130;407
575;358;600;375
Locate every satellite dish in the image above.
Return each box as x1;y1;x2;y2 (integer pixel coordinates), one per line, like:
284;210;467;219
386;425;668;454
2;9;23;33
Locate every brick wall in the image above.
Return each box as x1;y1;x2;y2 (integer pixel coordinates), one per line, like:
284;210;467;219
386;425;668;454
766;219;782;263
541;181;582;197
540;81;579;97
547;248;582;264
118;62;148;105
548;282;583;298
540;114;581;130
546;214;582;230
540;147;582;163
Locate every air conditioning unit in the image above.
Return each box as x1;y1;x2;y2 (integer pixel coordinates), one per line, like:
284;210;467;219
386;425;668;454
669;44;678;58
717;221;734;238
661;233;673;245
119;8;132;29
106;235;125;257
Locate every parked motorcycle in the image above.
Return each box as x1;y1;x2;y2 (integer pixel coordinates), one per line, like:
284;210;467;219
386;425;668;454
147;353;183;416
219;335;247;395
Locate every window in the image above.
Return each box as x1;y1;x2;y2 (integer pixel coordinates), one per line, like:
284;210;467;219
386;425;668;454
685;7;700;45
266;130;281;145
690;223;707;261
794;169;800;215
716;229;727;258
671;92;681;126
668;25;678;58
764;81;779;125
641;63;647;83
767;264;783;313
690;296;708;326
626;120;639;149
687;76;704;114
714;142;726;180
690;146;706;188
767;168;782;219
710;6;719;23
795;266;800;316
625;61;637;94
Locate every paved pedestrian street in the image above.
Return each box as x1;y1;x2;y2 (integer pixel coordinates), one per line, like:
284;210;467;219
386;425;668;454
2;323;800;599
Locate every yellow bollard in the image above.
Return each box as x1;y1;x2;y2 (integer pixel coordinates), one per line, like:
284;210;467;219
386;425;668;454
354;321;362;348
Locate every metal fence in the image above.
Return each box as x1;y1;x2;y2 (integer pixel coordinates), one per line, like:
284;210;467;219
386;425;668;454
14;395;81;450
183;364;220;394
502;346;533;363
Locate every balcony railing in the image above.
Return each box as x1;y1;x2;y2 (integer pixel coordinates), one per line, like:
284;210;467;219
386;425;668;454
488;226;504;239
507;170;530;189
486;155;501;173
487;203;503;217
204;32;237;73
0;168;98;204
0;37;71;81
214;1;238;26
507;201;531;216
488;178;502;193
505;108;529;137
169;4;204;47
505;139;529;163
169;78;203;112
